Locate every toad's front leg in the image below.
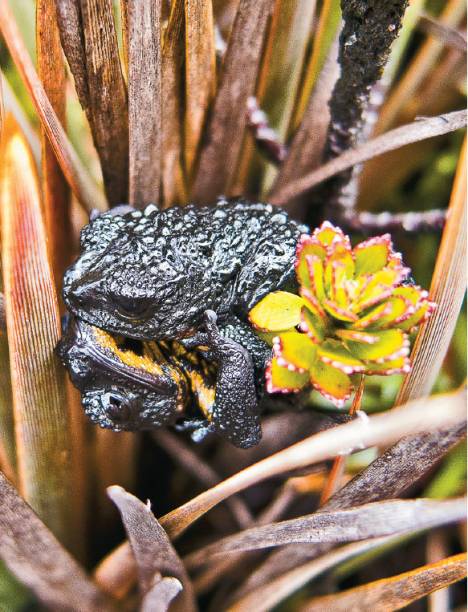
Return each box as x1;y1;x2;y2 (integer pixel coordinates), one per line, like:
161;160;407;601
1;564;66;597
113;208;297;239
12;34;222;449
184;310;261;448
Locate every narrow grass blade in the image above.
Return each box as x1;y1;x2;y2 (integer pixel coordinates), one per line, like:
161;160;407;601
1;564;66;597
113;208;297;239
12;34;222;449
185;0;216;177
270;110;466;205
107;486;196;611
396;137;466;404
290;0;341;131
93;387;466;595
191;0;273;201
0;118;84;550
127;0;162;207
36;0;72;287
0;471;113;612
161;0;187;207
234;422;466;598
375;0;466;135
185;498;466;566
302;553;467;612
80;0;129;204
0;0;106;212
269;34;339;209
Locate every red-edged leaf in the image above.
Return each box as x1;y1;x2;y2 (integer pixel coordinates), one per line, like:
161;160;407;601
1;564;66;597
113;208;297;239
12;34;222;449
249;291;304;331
273;332;317;371
309;359;353;406
265;357;309;393
354;234;393;276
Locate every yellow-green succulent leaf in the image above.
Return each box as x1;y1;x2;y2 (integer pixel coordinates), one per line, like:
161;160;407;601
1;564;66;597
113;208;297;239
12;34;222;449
249;291;305;331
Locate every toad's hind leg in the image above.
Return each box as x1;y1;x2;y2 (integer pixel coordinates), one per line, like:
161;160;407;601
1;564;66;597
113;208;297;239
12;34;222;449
203;310;261;448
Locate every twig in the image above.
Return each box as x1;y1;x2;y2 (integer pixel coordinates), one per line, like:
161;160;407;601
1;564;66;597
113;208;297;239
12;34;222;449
340;208;447;234
246;96;288;166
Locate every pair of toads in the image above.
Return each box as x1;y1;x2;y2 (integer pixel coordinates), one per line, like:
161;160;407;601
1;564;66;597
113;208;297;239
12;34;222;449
58;199;308;448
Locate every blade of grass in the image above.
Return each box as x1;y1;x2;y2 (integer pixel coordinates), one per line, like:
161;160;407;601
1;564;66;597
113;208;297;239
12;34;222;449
237;421;466;598
0;117;84;550
161;0;187;207
302;553;467;612
290;0;341;132
191;0;273;201
127;0;162;207
36;0;72;287
0;0;106;212
93;387;466;596
107;486;196;611
79;0;129;204
0;471;113;612
185;0;216;177
270;110;466;205
269;34;340;212
236;0;317;195
185;498;466;567
396;137;466;403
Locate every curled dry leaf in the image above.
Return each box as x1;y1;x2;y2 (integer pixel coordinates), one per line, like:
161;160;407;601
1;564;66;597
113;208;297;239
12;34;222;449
301;553;467;612
0;471;112;612
141;575;183;612
107;485;196;611
270;110;466;205
185;497;466;568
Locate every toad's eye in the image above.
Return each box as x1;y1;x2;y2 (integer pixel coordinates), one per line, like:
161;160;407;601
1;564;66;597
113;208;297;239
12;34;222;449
113;296;153;320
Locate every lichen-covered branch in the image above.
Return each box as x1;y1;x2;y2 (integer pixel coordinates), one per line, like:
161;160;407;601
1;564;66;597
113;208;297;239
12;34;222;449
323;0;409;215
246;97;288;166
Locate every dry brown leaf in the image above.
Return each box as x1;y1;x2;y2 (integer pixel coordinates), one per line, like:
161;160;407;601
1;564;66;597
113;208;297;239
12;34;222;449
80;0;129;205
396;137;467;404
36;0;72;288
270;109;466;205
234;421;467;599
301;553;467;612
94;387;466;596
185;498;466;568
227;536;401;612
161;0;187;207
185;0;216;176
127;0;162;207
107;485;196;611
0;0;106;212
191;0;273;201
419;13;467;52
0;471;113;612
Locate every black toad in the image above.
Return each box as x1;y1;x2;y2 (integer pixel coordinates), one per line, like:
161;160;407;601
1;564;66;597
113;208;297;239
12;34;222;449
60;198;308;447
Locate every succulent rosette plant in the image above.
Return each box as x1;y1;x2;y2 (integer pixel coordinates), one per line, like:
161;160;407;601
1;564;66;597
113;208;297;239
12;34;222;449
249;222;435;407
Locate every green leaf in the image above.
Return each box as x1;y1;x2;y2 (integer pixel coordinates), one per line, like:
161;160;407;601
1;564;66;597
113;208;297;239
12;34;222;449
249;291;304;331
317;339;365;374
274;332;317;370
295;235;327;288
354;235;392;276
345;329;409;362
353;296;409;330
266;357;309;392
309;359;353;406
299;306;326;343
364;356;411;375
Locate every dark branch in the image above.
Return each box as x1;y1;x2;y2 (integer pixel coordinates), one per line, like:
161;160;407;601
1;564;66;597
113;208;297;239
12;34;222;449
339;208;447;234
